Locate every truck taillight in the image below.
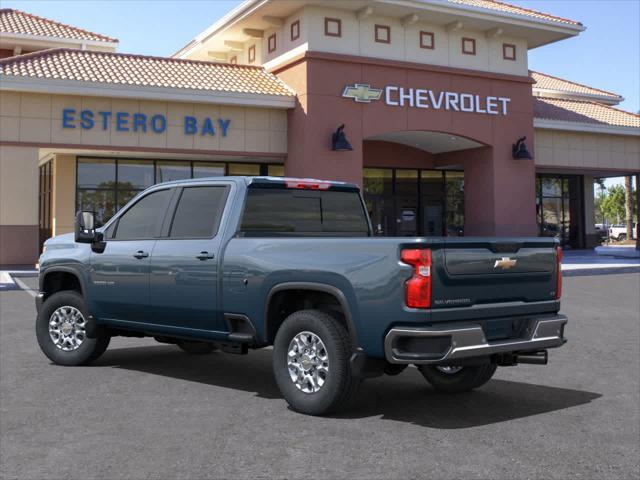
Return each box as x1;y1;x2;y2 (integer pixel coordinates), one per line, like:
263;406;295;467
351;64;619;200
401;248;432;309
556;246;563;299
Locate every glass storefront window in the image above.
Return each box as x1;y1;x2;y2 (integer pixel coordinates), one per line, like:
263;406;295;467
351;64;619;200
395;169;418;196
541;177;562;197
75;158;283;226
420;170;444;195
193;162;225;178
363;169;394;236
117;190;142;210
156;162;191;183
536;174;583;248
77;158;115;189
76;189;116;227
118;160;154;190
267;165;285;177
445;171;465;236
362;168;464;237
228;163;261;175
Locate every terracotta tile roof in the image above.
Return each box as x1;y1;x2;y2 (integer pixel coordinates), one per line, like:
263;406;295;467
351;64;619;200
0;8;117;43
0;48;295;97
447;0;582;26
534;97;640;128
531;71;622;101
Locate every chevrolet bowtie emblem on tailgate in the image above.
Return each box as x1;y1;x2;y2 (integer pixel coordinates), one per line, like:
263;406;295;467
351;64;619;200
342;84;383;103
494;257;517;269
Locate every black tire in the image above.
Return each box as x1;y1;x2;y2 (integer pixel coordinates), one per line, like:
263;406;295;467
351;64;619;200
272;309;359;416
177;341;216;355
36;291;110;366
418;363;497;393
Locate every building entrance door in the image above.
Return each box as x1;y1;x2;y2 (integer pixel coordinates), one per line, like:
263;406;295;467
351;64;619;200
536;174;584;249
363;168;464;237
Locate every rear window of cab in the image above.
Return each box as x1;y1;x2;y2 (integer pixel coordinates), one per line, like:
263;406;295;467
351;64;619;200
239;187;370;237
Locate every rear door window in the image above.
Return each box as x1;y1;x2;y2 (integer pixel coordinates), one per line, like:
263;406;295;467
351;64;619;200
169;186;229;238
240;188;370;236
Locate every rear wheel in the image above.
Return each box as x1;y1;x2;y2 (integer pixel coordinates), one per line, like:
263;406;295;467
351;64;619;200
36;291;110;366
272;310;359;416
418;363;497;393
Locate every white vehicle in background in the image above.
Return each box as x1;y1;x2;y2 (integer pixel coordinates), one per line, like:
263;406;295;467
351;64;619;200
608;224;637;241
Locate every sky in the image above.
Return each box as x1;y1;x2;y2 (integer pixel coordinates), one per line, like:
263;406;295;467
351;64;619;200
3;0;638;188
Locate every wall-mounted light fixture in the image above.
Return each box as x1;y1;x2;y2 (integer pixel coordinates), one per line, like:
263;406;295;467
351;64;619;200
332;124;353;151
512;136;533;160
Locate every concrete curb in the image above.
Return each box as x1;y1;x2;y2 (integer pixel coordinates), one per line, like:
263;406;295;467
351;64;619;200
562;266;640;277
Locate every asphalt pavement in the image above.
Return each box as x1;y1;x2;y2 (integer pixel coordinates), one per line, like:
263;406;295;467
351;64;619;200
1;273;638;479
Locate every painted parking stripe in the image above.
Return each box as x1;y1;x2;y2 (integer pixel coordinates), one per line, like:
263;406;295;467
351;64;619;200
13;277;37;298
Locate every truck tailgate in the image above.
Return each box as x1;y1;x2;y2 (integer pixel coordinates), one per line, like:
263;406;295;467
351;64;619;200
432;238;560;308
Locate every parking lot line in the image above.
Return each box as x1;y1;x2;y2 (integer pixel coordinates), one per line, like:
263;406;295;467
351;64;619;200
13;276;36;298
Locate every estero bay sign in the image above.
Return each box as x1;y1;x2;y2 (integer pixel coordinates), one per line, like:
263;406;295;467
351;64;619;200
343;83;511;115
61;109;232;136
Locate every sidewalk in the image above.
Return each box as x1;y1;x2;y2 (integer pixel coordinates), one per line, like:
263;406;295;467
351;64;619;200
562;249;640;276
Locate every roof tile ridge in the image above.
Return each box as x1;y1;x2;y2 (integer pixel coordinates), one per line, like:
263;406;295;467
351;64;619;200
530;70;622;98
0;46;67;65
1;8;118;43
535;96;640;119
479;0;582;26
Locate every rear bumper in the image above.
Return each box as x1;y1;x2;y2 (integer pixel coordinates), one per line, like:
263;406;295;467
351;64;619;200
384;314;567;365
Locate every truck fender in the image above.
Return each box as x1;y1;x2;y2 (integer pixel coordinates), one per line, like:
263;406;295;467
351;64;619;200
40;265;88;298
264;282;360;349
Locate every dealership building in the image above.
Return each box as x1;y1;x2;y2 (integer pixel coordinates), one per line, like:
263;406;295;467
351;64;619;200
1;0;639;266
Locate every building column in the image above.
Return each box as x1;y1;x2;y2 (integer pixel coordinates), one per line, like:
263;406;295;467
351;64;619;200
0;145;40;266
52;154;77;236
582;175;598;248
440;145;538;237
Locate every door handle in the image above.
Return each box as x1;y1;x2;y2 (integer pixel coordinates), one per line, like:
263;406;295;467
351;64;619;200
196;251;215;261
133;250;149;259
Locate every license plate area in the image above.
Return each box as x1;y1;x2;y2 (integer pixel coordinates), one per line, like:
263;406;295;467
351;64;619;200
482;317;531;341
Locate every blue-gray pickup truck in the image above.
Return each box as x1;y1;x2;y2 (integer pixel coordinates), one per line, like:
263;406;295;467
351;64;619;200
36;176;567;415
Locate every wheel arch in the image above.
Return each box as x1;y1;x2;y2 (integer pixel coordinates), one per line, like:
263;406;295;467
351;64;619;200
40;266;86;299
264;282;359;348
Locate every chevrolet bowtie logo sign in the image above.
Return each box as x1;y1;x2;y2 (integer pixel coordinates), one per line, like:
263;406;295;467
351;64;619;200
342;84;383;103
494;257;518;270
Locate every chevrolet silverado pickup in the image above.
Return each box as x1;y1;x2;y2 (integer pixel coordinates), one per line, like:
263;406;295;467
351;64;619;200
36;176;567;415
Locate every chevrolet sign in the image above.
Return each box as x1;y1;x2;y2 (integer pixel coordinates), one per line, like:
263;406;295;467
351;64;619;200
342;84;383;103
342;83;511;115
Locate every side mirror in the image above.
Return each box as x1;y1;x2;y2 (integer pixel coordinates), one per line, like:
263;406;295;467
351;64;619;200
75;210;98;243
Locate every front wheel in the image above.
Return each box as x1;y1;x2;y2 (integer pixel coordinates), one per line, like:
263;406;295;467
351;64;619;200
418;363;497;393
272;310;359;416
36;291;110;366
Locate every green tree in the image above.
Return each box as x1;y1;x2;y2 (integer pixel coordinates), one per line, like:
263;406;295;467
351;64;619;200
600;184;637;225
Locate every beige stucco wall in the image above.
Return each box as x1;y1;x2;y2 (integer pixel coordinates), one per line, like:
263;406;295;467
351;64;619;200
52;154;76;236
0;91;288;154
534;129;640;172
0;145;39;226
214;5;528;76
